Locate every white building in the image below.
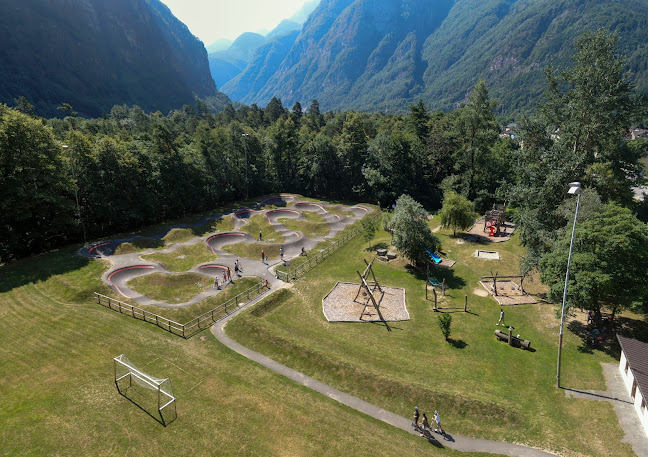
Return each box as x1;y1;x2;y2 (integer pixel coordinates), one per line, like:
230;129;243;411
617;335;648;437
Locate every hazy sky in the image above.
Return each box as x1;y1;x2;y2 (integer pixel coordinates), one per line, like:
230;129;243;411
160;0;315;44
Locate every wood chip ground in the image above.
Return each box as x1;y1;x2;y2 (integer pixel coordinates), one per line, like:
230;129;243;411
322;282;409;322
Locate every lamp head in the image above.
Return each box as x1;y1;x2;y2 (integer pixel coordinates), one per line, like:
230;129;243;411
567;182;582;195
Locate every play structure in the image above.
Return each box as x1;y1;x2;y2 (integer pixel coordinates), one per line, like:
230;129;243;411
114;354;177;425
354;258;386;321
426;249;442;264
483;204;506;237
494;328;531;350
479;271;537;305
322;259;409;324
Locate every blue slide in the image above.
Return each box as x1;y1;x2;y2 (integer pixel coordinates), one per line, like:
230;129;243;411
426;249;442;264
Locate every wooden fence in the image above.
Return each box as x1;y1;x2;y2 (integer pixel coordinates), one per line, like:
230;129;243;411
95;281;269;338
276;211;380;282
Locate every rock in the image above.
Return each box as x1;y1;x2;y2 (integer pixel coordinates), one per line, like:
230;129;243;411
386;252;397;260
376;248;387;256
378;256;389;262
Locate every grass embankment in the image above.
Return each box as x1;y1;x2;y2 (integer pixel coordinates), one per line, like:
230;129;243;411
323;204;356;218
1;245;493;456
128;276;262;323
238;214;284;243
114;215;235;255
128;272;211;304
279;211;330;238
141;243;215;272
227;218;636;457
224;242;281;260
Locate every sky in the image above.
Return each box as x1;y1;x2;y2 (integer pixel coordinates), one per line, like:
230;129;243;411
160;0;316;45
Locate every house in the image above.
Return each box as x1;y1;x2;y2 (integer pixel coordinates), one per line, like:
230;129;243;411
617;335;648;437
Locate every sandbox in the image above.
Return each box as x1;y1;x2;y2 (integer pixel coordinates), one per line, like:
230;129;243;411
322;282;409;322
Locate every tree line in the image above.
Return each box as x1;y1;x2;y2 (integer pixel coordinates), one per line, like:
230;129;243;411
2;30;648;325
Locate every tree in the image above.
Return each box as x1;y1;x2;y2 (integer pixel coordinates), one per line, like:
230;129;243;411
447;80;499;208
438;313;452;341
438;191;477;236
360;215;378;242
540;203;648;325
0;107;77;261
265;97;285;124
511;29;643;270
391;194;440;265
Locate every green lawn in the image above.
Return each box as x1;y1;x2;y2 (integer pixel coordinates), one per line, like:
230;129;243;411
239;214;284;243
224;241;280;260
142;243;216;272
278;210;330;237
226;221;636;457
1;246;501;457
128;272;211;304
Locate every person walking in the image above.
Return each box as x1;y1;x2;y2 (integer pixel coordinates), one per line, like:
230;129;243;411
261;250;265;264
222;272;227;286
227;267;232;282
421;412;430;432
434;410;444;434
259;231;263;242
496;308;505;326
214;276;219;289
412;406;420;428
280;246;284;260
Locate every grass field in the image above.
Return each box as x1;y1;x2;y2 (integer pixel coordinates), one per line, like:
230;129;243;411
239;214;285;243
278;211;330;237
226;217;638;457
224;241;280;260
129;272;212;304
142;243;216;272
0;245;500;457
0;200;640;457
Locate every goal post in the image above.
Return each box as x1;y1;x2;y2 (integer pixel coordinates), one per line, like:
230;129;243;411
114;354;177;425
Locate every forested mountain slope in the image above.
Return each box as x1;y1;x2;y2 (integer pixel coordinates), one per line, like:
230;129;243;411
229;0;648;116
0;0;222;117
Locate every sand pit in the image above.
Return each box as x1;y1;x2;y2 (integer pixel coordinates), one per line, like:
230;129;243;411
322;282;409;322
473;287;488;297
479;280;537;305
476;250;500;260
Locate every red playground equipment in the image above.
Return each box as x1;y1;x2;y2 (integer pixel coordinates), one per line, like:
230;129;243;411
483;204;506;237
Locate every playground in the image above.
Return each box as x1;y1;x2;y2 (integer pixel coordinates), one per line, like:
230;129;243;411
1;195;644;457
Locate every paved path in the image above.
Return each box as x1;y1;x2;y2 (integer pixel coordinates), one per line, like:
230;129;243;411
564;362;648;457
211;294;557;457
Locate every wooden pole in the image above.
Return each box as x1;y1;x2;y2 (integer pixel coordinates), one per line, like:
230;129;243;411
442;278;446;296
464;295;468;312
433;289;437;311
508;327;513;346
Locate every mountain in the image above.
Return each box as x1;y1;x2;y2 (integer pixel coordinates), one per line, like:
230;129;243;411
208;32;267;89
289;0;321;24
266;19;301;40
228;0;648;116
206;38;233;53
0;0;222;118
222;30;300;101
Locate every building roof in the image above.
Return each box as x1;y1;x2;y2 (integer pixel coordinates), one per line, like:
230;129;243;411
617;335;648;402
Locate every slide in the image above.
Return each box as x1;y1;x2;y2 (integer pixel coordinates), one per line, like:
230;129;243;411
426;249;442;264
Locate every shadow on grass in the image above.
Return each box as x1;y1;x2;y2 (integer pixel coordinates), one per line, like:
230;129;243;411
405;264;466;290
0;246;91;293
567;320;620;359
366;242;389;252
448;338;467;349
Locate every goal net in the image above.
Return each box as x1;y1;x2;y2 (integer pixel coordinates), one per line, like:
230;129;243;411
114;354;177;424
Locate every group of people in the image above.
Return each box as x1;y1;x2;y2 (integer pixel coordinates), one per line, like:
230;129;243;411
213;261;242;289
412;406;444;436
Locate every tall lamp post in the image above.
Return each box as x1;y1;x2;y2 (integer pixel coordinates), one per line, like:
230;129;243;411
557;181;583;388
62;144;87;245
241;133;249;200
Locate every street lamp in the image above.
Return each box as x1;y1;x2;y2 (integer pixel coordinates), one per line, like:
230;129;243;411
62;144;87;245
241;133;249;200
557;181;582;388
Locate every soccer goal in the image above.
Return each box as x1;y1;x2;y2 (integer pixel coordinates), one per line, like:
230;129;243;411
113;354;177;425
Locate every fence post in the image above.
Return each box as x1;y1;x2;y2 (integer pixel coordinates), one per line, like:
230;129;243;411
464;295;468;312
433;289;438;311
